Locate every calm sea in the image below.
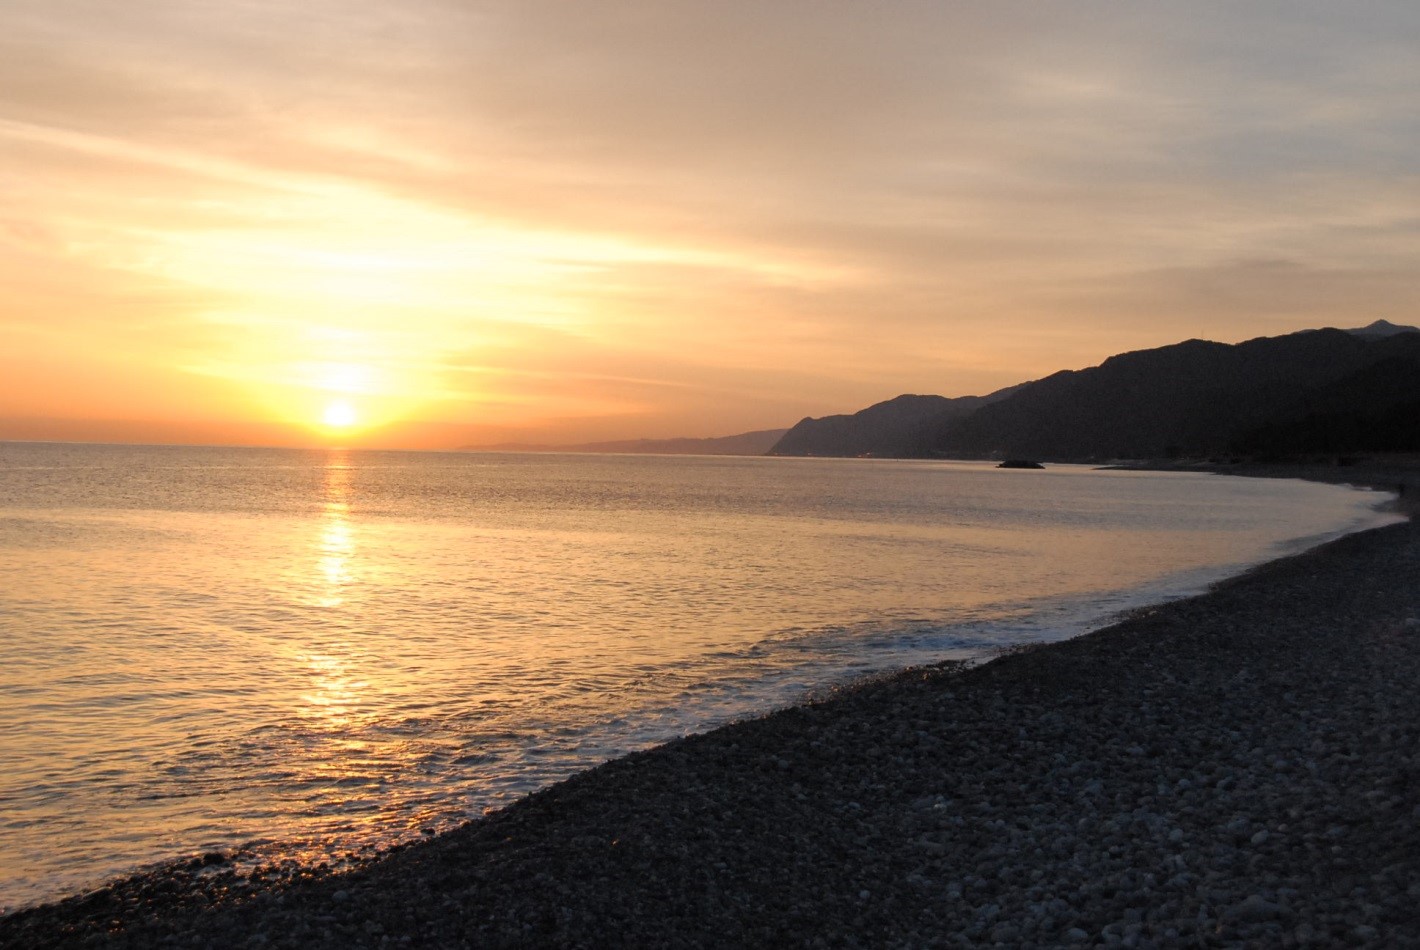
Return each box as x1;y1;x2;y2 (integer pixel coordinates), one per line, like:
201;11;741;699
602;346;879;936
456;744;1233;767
0;443;1398;909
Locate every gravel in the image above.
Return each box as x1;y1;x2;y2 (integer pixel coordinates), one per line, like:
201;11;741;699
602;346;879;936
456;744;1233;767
5;473;1419;948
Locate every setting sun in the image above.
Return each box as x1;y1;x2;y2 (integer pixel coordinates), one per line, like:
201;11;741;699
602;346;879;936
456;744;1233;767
322;400;358;428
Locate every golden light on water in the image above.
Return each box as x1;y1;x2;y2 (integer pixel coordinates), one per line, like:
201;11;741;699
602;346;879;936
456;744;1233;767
318;518;353;600
315;455;353;607
301;455;369;731
301;651;366;726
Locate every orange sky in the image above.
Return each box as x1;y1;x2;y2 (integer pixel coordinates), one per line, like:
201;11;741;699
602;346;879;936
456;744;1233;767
2;1;1417;449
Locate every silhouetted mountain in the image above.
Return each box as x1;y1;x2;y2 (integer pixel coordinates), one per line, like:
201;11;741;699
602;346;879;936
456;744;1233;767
930;328;1420;460
1233;354;1420;455
1345;319;1419;339
463;428;789;456
468;324;1420;462
768;389;1020;457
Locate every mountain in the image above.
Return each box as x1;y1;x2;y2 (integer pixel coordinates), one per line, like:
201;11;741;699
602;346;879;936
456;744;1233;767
1345;319;1420;339
1231;354;1420;455
930;328;1420;460
769;325;1420;462
463;428;789;456
768;388;1021;457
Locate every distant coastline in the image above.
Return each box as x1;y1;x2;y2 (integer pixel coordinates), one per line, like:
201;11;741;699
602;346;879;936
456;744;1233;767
459;427;788;457
1104;456;1420;519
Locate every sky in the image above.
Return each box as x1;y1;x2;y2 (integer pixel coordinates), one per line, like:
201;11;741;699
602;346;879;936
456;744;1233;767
2;1;1417;449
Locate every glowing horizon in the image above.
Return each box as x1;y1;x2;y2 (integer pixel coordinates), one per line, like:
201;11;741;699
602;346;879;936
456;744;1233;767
3;2;1417;450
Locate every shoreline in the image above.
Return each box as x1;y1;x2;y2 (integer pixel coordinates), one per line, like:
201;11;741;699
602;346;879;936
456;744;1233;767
6;466;1420;946
1100;457;1420;518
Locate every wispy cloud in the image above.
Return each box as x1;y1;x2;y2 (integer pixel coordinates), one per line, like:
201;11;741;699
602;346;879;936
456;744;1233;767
2;0;1417;445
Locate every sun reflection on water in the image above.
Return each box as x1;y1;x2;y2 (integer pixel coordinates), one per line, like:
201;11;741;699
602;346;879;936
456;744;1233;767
297;451;373;738
318;522;352;598
300;650;369;728
316;453;354;608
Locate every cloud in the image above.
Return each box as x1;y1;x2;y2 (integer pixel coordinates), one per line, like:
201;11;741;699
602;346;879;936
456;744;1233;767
2;0;1418;445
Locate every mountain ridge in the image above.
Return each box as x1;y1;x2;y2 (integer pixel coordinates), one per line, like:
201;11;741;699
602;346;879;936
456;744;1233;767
769;323;1420;461
767;386;1024;457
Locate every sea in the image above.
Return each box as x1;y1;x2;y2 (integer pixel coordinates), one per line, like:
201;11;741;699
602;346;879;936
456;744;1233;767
0;442;1400;911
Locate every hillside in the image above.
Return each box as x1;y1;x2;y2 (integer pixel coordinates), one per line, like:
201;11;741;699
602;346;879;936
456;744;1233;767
931;328;1420;460
765;323;1420;462
768;389;1019;457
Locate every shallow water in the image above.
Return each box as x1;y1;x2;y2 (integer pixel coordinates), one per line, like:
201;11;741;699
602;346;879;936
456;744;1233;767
0;444;1398;909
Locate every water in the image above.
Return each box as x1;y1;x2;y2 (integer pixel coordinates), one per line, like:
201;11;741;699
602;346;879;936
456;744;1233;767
0;443;1398;910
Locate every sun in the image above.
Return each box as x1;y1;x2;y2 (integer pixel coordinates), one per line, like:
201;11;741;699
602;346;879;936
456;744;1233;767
322;399;359;428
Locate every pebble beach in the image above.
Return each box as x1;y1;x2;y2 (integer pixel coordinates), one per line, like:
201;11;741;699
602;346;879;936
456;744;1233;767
4;469;1419;948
